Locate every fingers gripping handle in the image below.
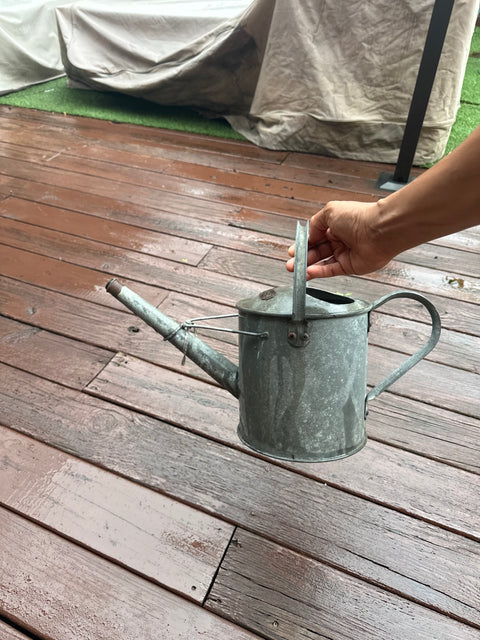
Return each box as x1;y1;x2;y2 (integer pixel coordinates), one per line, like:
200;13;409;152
365;291;441;408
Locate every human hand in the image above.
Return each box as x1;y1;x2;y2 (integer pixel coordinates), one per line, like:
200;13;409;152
286;201;393;279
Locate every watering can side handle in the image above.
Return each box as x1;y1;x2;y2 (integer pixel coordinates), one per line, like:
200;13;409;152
365;291;441;409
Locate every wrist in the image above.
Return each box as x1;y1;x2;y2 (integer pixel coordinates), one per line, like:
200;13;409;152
370;197;414;260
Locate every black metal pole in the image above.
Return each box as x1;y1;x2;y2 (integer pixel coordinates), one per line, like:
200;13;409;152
378;0;455;191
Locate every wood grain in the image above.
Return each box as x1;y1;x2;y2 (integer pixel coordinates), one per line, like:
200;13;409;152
206;529;479;639
0;195;291;261
397;242;478;278
0;116;387;196
0;426;233;602
0;620;33;640
199;245;480;306
0;171;246;228
0;154;320;217
0;198;212;265
0;508;260;640
0;245;168;311
0;218;265;307
0;105;288;163
0;315;112;389
85;354;480;534
1;365;478;625
2;196;476;277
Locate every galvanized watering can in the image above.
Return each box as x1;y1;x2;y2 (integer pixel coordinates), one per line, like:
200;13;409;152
106;221;441;462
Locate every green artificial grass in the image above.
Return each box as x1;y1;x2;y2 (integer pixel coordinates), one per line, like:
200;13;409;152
461;28;480;105
0;27;478;155
0;76;246;141
441;25;480;158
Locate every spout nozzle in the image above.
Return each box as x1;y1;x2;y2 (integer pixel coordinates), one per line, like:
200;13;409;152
104;279;240;398
106;278;123;297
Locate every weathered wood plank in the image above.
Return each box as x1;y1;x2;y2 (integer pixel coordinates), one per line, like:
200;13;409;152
1;365;478;624
0;276;236;372
8;187;471;280
0;127;378;210
430;227;480;254
0;425;234;602
0;508;260;640
366;393;480;473
199;245;480;306
161;158;382;200
369;311;480;373
1;201;480;314
5;165;474;275
0;245;168;310
80;143;384;197
0;218;266;307
0;316;112;389
1;102;478;640
206;529;479;639
397;242;479;277
0;195;288;262
85;354;480;532
0;124;385;200
367;344;479;417
0;620;32;640
0;173;247;232
0;104;287;163
0;116;388;196
281;149;409;180
0;154;319;217
0;197;213;266
0;274;168;353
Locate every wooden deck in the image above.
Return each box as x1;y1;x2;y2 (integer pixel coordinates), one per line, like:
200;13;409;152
0;105;478;640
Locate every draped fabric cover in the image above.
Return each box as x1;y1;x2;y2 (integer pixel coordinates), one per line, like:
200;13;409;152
0;0;69;94
2;1;478;162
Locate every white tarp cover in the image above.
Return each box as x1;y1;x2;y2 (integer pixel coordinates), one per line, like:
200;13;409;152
2;1;478;162
0;0;68;94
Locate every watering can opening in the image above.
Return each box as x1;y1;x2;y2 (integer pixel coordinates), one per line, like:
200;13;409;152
306;289;353;305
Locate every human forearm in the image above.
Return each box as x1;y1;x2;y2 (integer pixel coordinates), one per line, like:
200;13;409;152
286;126;480;279
372;125;480;257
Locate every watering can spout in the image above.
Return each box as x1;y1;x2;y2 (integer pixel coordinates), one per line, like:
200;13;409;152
106;279;240;398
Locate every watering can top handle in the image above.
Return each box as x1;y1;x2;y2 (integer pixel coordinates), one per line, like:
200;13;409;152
365;290;441;407
292;220;309;322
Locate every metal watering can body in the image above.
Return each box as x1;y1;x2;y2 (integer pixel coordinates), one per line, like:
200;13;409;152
236;292;371;461
106;221;441;462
